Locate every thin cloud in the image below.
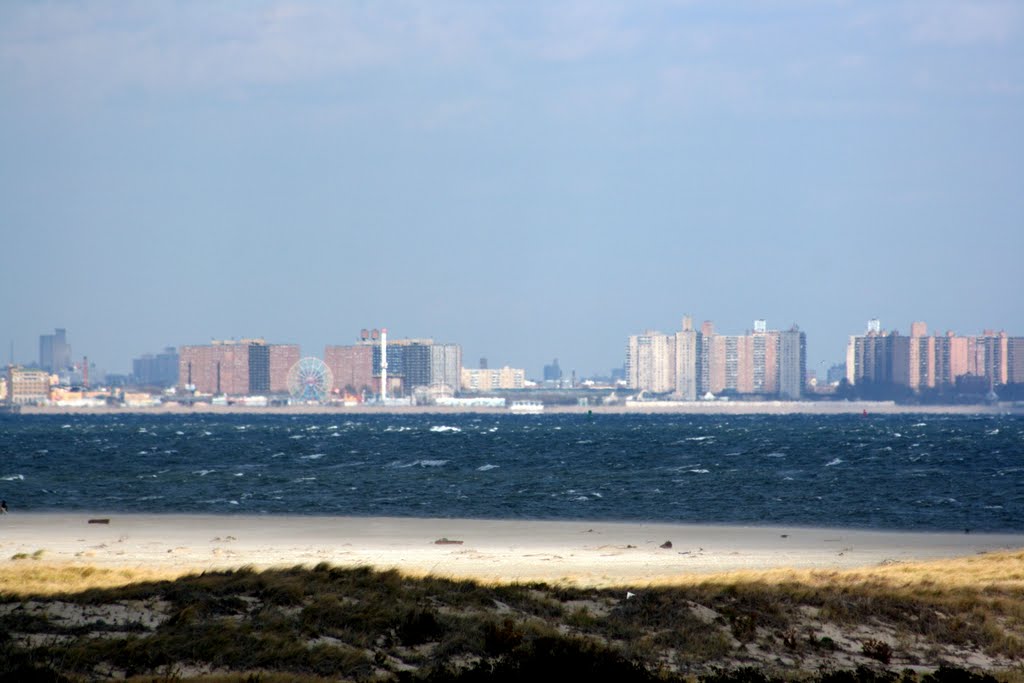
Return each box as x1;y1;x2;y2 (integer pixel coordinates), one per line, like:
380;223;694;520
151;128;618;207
523;1;641;62
906;0;1020;46
0;2;490;96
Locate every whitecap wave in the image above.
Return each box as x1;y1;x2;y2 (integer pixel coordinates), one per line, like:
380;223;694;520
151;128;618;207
302;453;325;460
477;464;500;471
430;425;462;433
825;458;843;467
390;459;450;468
1;474;25;481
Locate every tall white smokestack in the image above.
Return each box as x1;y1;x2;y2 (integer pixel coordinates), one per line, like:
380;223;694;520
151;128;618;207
380;328;388;401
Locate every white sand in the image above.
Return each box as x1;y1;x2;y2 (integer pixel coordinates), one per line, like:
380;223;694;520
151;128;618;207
2;514;1021;585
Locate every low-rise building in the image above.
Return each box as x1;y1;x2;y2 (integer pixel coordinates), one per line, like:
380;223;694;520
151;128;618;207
461;366;526;391
6;366;51;404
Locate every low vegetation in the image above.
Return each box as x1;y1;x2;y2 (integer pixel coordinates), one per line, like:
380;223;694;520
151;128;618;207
1;551;1023;681
9;548;45;561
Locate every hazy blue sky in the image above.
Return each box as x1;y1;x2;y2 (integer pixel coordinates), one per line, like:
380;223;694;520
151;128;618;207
2;1;1022;379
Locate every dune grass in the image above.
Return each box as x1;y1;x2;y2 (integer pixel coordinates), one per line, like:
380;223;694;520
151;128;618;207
1;551;1023;681
0;562;186;596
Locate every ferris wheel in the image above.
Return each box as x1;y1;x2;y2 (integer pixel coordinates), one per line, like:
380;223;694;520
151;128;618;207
287;357;334;403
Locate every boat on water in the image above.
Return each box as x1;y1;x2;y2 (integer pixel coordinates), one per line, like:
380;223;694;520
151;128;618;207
509;400;544;415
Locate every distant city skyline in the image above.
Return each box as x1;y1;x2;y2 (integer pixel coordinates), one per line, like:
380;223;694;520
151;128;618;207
9;316;1024;385
2;2;1021;377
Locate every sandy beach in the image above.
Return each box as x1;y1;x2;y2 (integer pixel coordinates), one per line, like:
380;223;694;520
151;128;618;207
3;514;1021;585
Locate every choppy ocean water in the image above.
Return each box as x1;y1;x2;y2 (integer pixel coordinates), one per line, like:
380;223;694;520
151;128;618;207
0;413;1021;532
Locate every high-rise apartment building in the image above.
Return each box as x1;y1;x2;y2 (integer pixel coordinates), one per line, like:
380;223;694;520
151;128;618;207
132;347;179;387
843;325;901;387
39;328;71;373
627;317;805;399
328;335;463;396
706;334;735;394
972;331;1009;387
674;316;698;401
626;330;676;393
704;326;785;396
429;343;462;393
1008;337;1024;385
933;331;970;387
268;345;299;394
698;321;713;395
324;345;374;396
908;322;934;390
847;321;1021;392
543;359;563;381
178;339;299;395
778;327;806;400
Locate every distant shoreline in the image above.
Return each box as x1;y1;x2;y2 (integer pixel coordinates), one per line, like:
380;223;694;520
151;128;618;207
12;400;1024;416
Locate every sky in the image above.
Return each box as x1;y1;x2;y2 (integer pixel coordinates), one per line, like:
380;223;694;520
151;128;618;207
1;1;1022;379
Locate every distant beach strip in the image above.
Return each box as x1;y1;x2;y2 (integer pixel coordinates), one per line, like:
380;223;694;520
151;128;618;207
14;400;1024;415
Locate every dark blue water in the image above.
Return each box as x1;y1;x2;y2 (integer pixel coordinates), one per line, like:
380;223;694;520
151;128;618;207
1;413;1021;532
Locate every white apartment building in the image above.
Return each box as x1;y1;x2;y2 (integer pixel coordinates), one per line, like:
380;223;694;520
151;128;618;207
461;366;526;391
626;331;677;393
